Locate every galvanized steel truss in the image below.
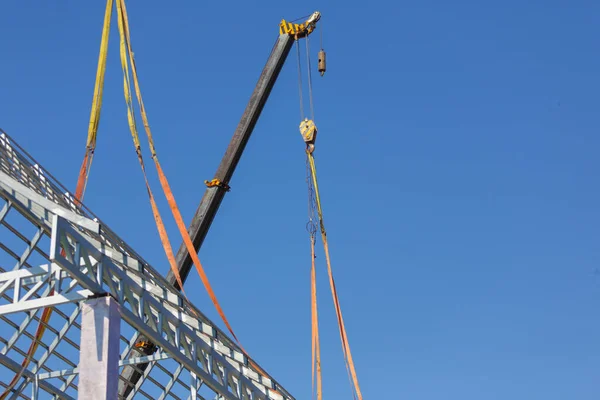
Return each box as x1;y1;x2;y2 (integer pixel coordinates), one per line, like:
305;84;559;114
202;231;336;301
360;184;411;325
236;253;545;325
0;131;294;400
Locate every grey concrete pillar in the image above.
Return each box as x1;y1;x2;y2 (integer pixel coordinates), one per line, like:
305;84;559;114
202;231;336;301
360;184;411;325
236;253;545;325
78;295;120;400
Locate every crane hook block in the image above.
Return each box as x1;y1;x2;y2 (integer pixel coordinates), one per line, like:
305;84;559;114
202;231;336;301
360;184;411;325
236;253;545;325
299;118;317;153
318;50;326;77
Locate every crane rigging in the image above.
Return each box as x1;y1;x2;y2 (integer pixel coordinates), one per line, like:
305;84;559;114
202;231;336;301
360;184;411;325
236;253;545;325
2;3;365;398
120;11;327;397
292;24;363;399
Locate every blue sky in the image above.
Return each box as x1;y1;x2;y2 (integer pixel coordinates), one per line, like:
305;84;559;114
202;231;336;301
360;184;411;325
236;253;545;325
1;0;599;398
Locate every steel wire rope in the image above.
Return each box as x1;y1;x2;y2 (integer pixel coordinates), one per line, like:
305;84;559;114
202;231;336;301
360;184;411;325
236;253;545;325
296;39;305;121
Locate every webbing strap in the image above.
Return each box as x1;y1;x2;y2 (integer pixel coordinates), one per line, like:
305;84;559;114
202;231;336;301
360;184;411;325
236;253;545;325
0;1;114;398
116;0;245;349
115;0;186;295
311;236;323;400
308;152;363;400
116;0;156;156
154;161;241;339
74;152;90;206
115;3;283;387
75;0;113;203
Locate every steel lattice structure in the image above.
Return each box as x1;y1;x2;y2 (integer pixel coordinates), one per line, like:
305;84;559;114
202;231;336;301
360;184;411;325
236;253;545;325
0;130;295;400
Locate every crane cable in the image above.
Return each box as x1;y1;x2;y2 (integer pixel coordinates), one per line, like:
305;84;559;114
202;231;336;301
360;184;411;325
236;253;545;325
0;1;113;397
298;35;364;400
296;40;305;121
299;36;324;400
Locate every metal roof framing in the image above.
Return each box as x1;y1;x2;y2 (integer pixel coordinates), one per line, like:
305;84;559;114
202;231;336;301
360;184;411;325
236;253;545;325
0;130;294;400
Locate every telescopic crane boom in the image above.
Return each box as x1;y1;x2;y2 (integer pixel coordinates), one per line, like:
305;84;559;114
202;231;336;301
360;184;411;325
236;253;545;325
119;12;322;397
167;11;321;286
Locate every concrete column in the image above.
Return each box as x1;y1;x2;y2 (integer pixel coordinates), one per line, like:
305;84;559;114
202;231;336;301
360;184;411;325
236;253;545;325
78;295;120;400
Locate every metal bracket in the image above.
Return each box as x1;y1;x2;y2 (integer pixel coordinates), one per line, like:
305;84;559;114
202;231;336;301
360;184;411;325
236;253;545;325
204;178;231;192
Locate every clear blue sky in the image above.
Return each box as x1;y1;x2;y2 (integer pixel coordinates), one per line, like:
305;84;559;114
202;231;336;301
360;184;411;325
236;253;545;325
1;0;599;398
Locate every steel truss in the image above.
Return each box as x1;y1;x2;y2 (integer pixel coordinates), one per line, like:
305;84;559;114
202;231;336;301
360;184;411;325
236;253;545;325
0;130;294;400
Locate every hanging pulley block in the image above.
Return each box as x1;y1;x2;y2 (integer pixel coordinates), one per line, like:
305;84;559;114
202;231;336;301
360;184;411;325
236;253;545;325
300;118;318;153
318;49;326;76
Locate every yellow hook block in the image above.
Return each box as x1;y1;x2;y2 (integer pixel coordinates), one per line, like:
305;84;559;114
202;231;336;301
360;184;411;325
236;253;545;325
299;118;317;153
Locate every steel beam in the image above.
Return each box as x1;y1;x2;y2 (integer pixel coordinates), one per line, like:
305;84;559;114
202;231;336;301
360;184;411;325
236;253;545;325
50;215;291;400
37;353;172;381
0;170;100;233
0;264;93;315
